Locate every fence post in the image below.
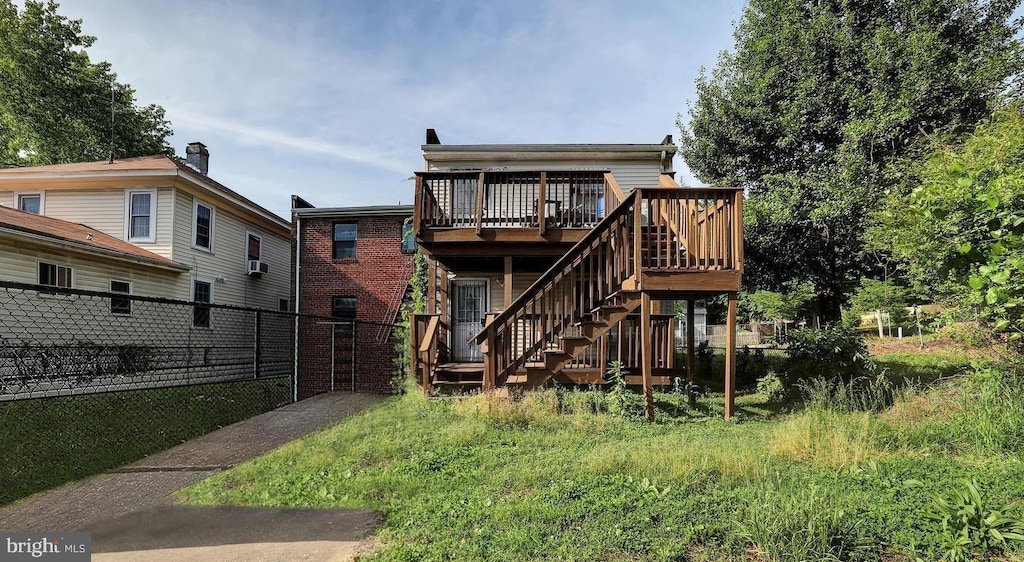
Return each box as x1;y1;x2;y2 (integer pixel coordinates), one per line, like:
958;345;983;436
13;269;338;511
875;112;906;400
254;310;262;379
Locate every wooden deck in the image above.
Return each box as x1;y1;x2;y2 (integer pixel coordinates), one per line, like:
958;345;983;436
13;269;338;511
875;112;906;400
413;171;744;419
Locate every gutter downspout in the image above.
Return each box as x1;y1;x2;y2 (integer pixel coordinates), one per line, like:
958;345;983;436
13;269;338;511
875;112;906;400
293;215;300;403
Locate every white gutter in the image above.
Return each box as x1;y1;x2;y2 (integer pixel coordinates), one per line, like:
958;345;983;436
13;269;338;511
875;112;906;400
293;215;300;403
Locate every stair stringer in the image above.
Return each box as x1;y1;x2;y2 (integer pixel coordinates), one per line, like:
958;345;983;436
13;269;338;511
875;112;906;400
521;290;641;389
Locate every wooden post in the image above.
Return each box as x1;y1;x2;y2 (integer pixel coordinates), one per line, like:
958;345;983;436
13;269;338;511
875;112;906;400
538;172;547;235
686;299;696;407
438;262;448;326
475;172;485;235
633;191;643;289
427;258;436;314
413;175;423;235
504;256;513;308
725;292;737;419
641;292;654;420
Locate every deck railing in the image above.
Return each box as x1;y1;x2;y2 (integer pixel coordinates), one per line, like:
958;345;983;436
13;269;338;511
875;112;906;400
415;170;610;233
469;186;742;385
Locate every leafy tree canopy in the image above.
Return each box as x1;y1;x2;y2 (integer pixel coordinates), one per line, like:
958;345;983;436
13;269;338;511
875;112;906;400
0;0;172;167
679;0;1023;318
891;105;1024;342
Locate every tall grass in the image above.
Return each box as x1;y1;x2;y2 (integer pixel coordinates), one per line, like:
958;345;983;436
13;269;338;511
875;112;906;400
735;481;871;562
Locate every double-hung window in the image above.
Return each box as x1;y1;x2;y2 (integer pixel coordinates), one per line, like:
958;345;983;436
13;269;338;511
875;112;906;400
193;200;214;251
193;279;212;327
126;190;156;242
17;193;43;214
110;280;132;314
38;262;72;288
333;223;357;260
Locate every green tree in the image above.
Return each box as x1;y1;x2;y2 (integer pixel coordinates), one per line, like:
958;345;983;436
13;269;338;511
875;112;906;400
679;0;1023;319
741;282;816;325
849;277;910;337
893;105;1024;342
0;0;171;167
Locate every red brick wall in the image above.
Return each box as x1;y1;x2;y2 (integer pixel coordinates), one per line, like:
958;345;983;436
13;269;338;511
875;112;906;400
293;214;413;398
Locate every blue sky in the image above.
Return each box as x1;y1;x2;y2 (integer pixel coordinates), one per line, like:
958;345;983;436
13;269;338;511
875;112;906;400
58;1;744;217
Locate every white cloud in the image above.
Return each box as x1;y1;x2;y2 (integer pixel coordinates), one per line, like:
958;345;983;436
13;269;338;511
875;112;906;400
175;110;409;174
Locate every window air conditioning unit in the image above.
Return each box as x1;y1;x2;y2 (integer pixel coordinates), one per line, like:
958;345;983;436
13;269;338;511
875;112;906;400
247;260;269;276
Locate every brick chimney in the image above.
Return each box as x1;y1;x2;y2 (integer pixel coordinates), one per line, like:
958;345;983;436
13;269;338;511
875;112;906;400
185;142;209;175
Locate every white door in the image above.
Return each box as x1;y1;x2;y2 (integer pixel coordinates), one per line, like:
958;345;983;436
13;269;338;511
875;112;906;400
451;280;488;362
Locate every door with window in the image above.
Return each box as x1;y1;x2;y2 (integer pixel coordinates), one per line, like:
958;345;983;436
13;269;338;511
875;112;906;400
451;280;488;362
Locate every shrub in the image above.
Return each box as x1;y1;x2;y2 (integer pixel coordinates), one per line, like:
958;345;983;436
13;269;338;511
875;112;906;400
757;371;787;403
782;324;873;382
737;345;770;388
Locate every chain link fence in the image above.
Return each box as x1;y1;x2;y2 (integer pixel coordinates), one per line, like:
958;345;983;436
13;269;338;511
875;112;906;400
0;280;300;506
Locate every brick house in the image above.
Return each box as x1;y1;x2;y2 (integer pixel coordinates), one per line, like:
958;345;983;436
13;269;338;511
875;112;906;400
291;196;414;397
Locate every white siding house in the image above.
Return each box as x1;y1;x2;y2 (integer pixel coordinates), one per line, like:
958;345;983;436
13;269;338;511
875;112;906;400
0;144;291;310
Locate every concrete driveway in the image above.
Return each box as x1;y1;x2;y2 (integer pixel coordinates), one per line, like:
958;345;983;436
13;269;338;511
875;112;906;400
0;392;383;560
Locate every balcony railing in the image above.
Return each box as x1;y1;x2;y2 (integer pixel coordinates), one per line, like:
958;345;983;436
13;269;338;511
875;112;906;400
415;170;612;233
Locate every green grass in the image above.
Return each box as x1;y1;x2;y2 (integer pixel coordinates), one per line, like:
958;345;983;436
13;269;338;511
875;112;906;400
0;377;291;506
179;353;1024;561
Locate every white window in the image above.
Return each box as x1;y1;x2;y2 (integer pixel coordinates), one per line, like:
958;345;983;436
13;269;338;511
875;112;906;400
110;280;132;315
16;193;43;214
38;262;72;288
125;190;156;242
192;200;215;252
192;278;213;327
246;232;262;262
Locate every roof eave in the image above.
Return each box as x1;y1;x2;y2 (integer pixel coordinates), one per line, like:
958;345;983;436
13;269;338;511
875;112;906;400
0;227;191;272
292;205;414;218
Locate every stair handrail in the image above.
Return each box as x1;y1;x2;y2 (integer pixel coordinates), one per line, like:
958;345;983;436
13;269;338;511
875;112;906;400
470;189;639;346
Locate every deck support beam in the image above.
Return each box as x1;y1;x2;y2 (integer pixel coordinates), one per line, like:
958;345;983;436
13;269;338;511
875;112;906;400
641;292;654;420
686;299;696;407
504;256;513;307
725;291;737;419
427;258;436;314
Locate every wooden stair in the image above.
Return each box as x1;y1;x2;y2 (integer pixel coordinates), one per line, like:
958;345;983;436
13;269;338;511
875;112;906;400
432;362;484;387
518;290;642;389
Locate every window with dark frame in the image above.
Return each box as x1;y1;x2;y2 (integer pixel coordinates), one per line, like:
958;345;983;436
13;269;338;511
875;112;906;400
332;296;357;319
38;262;72;288
333;223;357;259
194;202;213;250
193;280;212;327
110;280;131;314
401;222;415;253
279;298;289;312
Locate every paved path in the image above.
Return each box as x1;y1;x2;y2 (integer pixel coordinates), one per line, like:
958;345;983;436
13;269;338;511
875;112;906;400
0;392;383;559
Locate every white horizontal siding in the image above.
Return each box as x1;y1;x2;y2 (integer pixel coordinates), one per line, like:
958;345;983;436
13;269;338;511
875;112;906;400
0;188;175;260
172;190;290;310
0;241;183;295
426;159;665;192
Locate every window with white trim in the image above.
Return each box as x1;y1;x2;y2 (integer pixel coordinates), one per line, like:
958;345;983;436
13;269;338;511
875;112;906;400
193;200;214;251
246;232;262;261
17;193;42;214
38;262;72;288
193;279;212;327
110;280;132;315
125;190;156;242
